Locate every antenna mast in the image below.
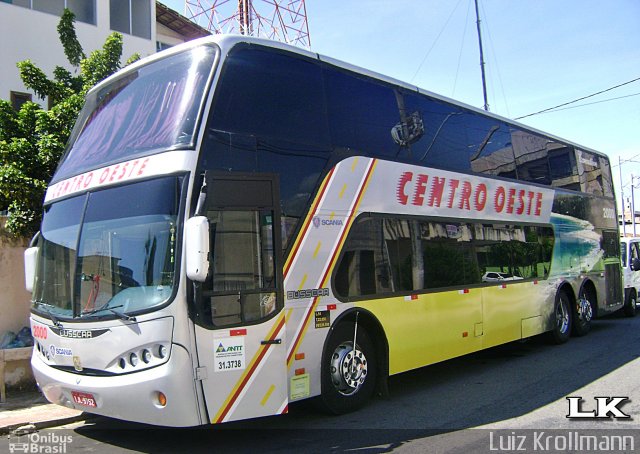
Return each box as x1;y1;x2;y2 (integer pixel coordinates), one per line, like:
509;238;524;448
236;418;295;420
185;0;311;49
474;0;489;111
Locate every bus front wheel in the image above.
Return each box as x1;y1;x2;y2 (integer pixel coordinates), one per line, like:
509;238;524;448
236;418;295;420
320;322;377;414
549;291;572;344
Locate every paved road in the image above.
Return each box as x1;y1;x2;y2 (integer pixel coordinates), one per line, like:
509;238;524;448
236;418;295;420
3;312;639;453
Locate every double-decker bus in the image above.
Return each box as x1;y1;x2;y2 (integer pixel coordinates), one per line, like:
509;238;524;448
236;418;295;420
24;35;624;427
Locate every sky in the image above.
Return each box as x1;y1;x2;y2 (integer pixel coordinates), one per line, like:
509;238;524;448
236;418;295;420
162;0;639;211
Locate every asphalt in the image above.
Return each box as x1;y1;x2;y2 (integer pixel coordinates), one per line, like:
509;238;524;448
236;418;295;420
1;355;639;436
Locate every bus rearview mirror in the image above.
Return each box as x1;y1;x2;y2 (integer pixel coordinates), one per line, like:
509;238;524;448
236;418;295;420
185;216;210;282
24;246;38;292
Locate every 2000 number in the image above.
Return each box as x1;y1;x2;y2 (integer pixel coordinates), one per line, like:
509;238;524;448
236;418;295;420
218;360;242;370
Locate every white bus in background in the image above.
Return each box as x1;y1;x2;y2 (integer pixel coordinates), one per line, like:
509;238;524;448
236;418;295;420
620;237;640;316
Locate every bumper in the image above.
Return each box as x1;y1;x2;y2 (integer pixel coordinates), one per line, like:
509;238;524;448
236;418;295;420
31;345;201;427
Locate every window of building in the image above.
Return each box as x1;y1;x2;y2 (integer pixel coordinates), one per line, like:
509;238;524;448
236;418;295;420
110;0;151;39
156;41;173;52
3;0;95;24
10;91;32;111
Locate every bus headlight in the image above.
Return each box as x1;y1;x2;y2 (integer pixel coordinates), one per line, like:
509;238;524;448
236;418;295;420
158;345;167;359
142;349;152;364
129;353;139;367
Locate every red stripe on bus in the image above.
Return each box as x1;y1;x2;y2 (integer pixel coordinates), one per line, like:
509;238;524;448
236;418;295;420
284;167;335;278
214;316;286;423
287;159;377;365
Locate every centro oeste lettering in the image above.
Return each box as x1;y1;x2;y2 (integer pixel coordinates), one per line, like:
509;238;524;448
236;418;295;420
396;171;544;217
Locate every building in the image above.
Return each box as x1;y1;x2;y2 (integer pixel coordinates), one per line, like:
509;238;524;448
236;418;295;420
0;0;209;110
0;0;208;394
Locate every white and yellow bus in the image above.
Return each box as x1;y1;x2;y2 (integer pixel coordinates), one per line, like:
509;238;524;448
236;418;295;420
25;35;624;427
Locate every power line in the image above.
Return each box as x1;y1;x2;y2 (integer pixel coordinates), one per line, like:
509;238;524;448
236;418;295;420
514;76;640;120
524;92;640;116
410;0;465;83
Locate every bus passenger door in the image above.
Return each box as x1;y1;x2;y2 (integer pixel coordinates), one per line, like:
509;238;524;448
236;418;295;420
193;174;287;424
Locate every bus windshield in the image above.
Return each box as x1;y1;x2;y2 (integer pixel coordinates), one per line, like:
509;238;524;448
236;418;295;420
32;176;184;321
53;45;217;182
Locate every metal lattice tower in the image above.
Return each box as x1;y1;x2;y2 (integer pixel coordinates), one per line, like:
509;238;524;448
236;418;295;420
185;0;311;49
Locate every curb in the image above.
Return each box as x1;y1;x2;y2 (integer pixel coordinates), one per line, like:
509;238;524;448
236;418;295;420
0;412;92;436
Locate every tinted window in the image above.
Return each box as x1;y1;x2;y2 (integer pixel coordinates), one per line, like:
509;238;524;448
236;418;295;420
324;68;401;157
56;46;216;182
210;46;329;147
334;215;554;299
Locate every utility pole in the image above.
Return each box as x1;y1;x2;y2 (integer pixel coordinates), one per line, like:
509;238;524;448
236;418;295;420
620;156;626;236
474;0;489;111
633;174;638;237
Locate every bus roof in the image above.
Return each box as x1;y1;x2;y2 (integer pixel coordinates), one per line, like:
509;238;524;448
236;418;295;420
95;34;609;161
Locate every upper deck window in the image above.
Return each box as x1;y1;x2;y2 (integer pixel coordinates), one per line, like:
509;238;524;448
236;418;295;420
53;45;216;182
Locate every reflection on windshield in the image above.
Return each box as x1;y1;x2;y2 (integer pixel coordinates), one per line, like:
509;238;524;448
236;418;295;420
32;176;183;320
53;45;217;182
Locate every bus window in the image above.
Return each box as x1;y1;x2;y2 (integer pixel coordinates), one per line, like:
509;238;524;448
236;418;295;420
419;222;479;289
334;217;394;298
204;210;277;327
324;67;401;158
577;149;604;196
210;46;329;147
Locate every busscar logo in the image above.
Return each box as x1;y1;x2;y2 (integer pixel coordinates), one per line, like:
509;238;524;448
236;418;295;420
566;396;631;419
287;288;330;300
49;327;109;339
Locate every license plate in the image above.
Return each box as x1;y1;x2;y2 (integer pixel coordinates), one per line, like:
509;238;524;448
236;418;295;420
71;391;97;408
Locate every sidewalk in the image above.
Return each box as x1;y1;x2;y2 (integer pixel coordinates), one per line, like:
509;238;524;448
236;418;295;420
0;389;88;435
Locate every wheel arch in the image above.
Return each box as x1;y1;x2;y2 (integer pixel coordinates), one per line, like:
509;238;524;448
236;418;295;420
326;307;390;398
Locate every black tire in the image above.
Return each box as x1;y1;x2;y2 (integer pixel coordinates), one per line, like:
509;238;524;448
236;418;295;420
319;322;377;415
548;291;572;344
624;290;637;317
572;291;593;336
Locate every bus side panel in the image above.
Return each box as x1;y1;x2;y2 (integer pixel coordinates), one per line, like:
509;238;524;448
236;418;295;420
359;290;482;375
481;281;548;348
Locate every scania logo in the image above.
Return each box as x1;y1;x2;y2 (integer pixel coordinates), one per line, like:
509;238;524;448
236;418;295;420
312;216;344;228
49;328;109;339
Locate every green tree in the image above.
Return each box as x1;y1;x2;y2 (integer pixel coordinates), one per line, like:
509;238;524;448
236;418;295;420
0;9;140;237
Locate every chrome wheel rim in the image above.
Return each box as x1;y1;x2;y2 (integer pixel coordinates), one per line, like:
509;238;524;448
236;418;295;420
557;298;569;334
330;341;368;396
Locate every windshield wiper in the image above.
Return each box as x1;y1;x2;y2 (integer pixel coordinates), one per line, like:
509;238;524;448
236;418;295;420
84;305;137;322
34;301;64;329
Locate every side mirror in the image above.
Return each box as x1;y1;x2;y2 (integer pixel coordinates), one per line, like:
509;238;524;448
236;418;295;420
632;258;640;271
24;246;38;292
185;216;210;282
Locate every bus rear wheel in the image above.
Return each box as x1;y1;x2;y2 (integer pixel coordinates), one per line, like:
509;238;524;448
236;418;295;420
320;322;377;414
623;290;637;317
572;291;593;336
549;291;572;344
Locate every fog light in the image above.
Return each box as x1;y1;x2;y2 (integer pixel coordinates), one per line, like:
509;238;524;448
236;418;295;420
142;349;152;364
157;392;167;407
129;353;138;367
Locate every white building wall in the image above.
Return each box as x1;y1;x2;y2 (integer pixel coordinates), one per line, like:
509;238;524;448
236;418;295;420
0;0;157;107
